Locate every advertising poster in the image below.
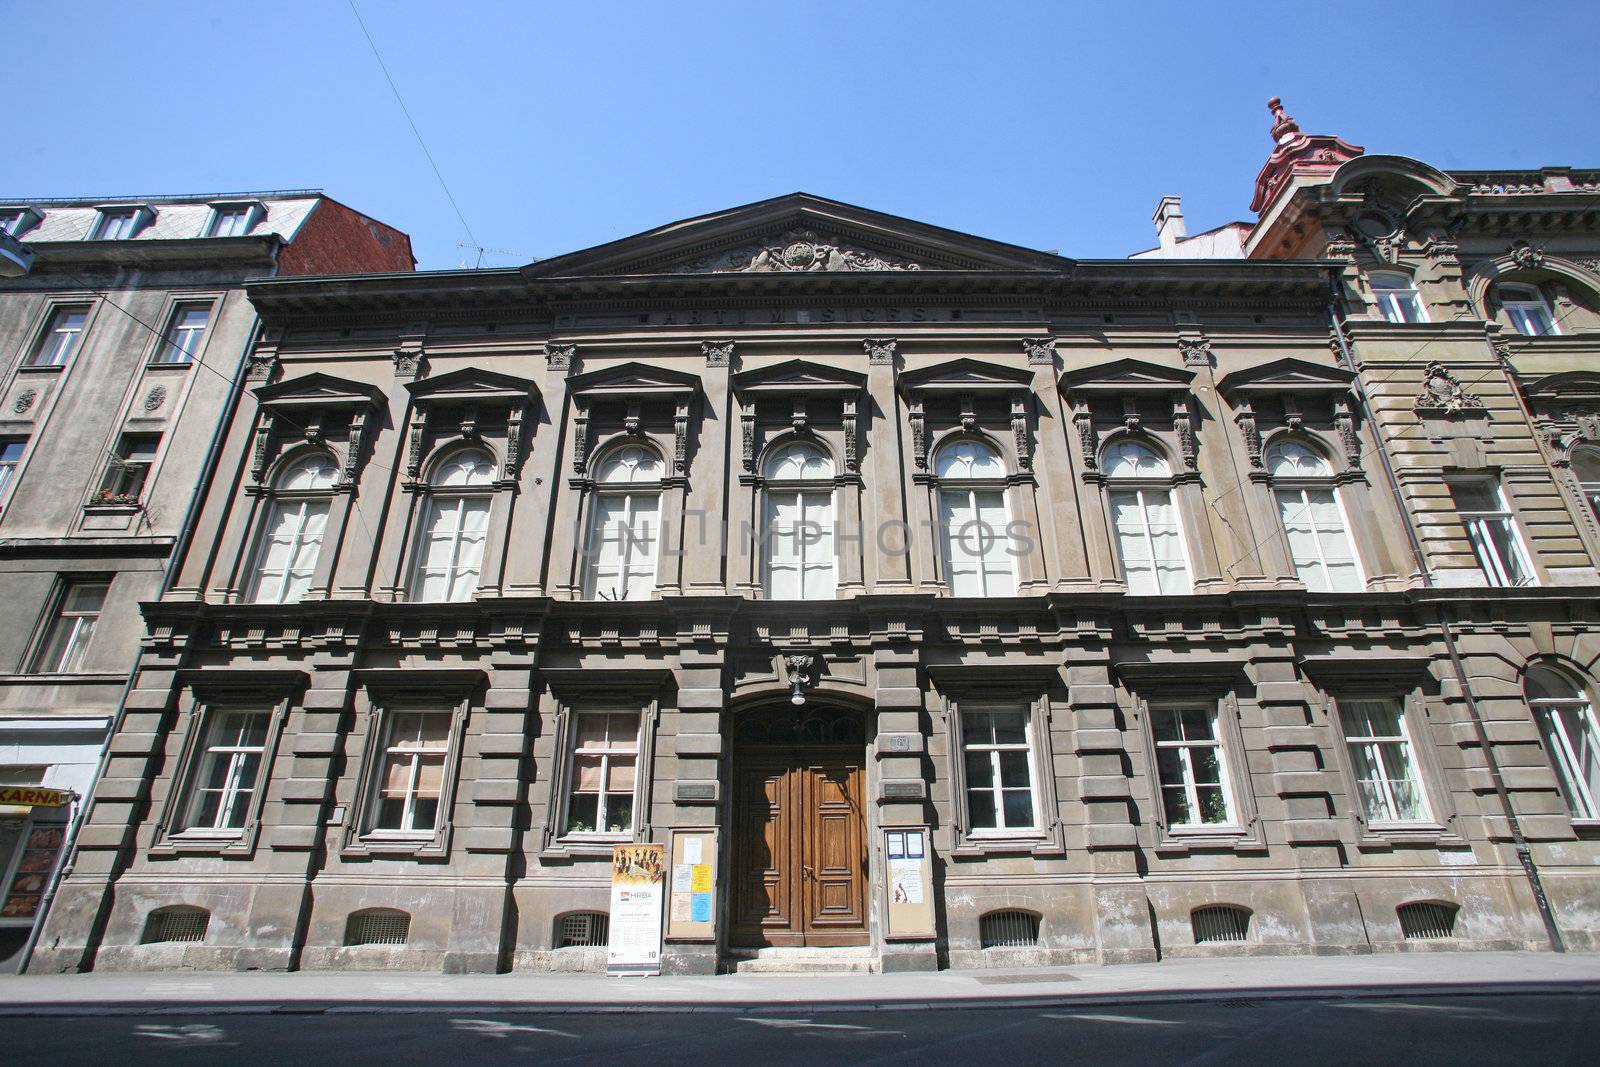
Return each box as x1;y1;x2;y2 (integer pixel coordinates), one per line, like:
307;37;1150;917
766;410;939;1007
608;844;666;976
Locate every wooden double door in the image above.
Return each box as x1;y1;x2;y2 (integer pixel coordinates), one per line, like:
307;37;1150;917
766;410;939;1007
730;746;868;947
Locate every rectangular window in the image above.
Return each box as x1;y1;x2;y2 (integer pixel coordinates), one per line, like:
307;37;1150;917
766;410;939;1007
1275;487;1362;592
0;209;32;236
564;711;640;836
370;711;452;835
962;709;1037;833
209;207;255;237
764;489;836;599
940;488;1016;596
1371;274;1428;323
1500;285;1559;337
1152;706;1235;828
1452;481;1535;587
1340;698;1430;825
251;497;331;604
181;711;269;833
411;494;489;602
94;210;137;240
154;303;210;364
97;433;160;503
1110;487;1191;595
29;578;109;673
584;492;660;601
0;438;26;501
27;306;88;367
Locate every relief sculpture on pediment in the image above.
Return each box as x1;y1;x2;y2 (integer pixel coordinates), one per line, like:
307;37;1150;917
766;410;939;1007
669;229;923;273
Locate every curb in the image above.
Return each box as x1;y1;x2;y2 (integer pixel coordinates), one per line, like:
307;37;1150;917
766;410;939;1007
2;979;1598;1018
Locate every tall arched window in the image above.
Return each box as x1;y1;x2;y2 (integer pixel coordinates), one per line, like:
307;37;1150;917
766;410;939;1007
1571;445;1600;526
1370;271;1427;324
762;441;835;600
583;445;663;601
250;452;338;604
935;439;1015;597
1525;666;1600;821
410;448;494;602
1104;439;1191;595
1498;283;1559;336
1265;440;1362;592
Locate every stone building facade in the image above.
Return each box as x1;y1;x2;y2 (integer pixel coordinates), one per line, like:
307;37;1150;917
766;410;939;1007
29;106;1600;974
0;193;411;970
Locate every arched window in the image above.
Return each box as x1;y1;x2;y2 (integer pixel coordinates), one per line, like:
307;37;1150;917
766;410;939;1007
1370;271;1427;324
1498;282;1559;336
1571;445;1600;525
762;441;835;599
410;448;494;602
583;445;663;601
1103;439;1191;595
1265;440;1362;592
1524;666;1600;821
250;451;338;604
934;439;1015;597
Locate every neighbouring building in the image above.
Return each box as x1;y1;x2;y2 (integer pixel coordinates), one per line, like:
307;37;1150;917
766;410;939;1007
28;102;1600;975
0;193;412;970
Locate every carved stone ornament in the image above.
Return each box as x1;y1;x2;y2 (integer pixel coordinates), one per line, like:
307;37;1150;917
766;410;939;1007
545;342;575;372
702;339;734;368
1173;397;1197;470
571;399;590;475
1011;395;1032;471
1235;405;1263;469
673;230;922;274
909;400;928;470
143;385;167;413
1022;337;1056;367
1509;241;1544;272
1414;361;1485;414
12;388;36;415
392;347;424;380
741;411;756;473
1178;336;1214;368
1074;403;1098;472
863;338;897;366
245;353;277;383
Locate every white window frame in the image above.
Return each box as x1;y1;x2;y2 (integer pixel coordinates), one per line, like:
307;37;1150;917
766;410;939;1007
153;302;212;365
1499;283;1560;337
959;705;1040;836
178;710;270;837
760;442;837;600
1337;697;1432;827
1525;669;1600;823
92;207;149;240
1370;271;1428;324
0;437;27;503
934;438;1017;597
207;202;262;238
1150;705;1238;832
27;577;109;674
1103;439;1193;596
582;445;664;602
27;305;89;368
365;710;454;839
408;450;495;603
560;710;643;839
1265;440;1364;592
1453;479;1536;587
248;453;338;605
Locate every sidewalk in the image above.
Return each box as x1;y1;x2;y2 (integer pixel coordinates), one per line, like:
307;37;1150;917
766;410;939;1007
3;951;1599;1016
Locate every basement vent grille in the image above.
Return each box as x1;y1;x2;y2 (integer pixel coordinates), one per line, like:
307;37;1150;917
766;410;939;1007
557;912;610;948
979;909;1041;949
345;908;411;946
141;905;209;944
1192;905;1252;944
1398;902;1458;940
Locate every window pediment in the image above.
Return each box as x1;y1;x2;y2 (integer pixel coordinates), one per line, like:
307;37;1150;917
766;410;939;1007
255;372;386;413
733;359;866;397
899;358;1033;398
1059;358;1194;397
568;361;700;401
1216;358;1354;398
406;367;539;408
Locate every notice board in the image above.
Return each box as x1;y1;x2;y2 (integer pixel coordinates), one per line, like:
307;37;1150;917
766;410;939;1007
883;825;935;939
665;827;718;940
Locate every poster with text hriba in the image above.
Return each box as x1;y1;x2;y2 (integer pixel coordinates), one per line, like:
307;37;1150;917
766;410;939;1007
608;844;666;976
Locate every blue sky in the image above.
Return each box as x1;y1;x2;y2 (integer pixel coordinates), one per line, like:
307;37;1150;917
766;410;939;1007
6;1;1598;270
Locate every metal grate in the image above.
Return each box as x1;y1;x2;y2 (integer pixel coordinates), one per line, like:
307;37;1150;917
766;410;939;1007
141;906;209;944
979;909;1041;949
345;908;411;946
557;912;610;948
1192;905;1252;944
1398;902;1458;940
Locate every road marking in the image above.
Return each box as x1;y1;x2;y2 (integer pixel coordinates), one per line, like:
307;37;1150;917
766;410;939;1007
1040;1012;1184;1026
133;1023;229;1044
739;1017;905;1036
449;1018;580;1038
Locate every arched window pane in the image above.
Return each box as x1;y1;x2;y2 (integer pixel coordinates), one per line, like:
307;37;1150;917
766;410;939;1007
431;449;495;487
596;446;663;484
1265;440;1333;479
1525;667;1600;820
1102;440;1170;479
763;442;833;481
275;453;338;492
935;439;1006;480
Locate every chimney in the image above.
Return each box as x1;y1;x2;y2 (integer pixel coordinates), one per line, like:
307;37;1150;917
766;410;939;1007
1153;196;1187;250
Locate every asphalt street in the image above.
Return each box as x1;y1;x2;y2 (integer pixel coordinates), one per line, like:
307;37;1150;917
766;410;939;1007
6;990;1597;1065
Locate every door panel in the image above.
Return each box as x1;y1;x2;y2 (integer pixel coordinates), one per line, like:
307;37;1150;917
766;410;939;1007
730;748;867;947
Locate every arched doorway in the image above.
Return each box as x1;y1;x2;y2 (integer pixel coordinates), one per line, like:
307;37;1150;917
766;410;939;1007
729;703;869;947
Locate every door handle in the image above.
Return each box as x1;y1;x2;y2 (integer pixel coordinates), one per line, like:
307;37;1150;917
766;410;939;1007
802;865;815;879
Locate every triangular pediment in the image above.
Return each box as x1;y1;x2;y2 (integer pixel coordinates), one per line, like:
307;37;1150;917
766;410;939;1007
734;359;866;396
1217;358;1353;397
523;193;1072;278
255;372;386;411
568;361;701;399
899;358;1035;396
1059;359;1194;395
407;367;539;406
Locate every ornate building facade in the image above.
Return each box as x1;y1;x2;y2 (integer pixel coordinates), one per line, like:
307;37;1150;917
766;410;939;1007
28;106;1600;974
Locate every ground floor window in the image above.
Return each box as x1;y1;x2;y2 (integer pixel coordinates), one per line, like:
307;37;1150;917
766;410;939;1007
181;711;269;833
565;712;640;836
370;711;452;835
1151;706;1235;829
1338;698;1430;825
961;708;1037;833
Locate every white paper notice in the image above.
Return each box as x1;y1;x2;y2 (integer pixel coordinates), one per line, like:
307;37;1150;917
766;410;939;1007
672;864;693;893
889;859;923;904
683;838;703;865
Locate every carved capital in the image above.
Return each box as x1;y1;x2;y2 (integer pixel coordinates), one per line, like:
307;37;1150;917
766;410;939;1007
1022;336;1057;367
1178;335;1214;368
546;342;576;372
701;339;735;368
863;337;898;366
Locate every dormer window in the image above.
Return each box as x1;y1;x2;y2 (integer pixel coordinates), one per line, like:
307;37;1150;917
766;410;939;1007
1498;283;1558;337
0;207;42;238
92;205;152;240
207;202;263;237
1370;272;1427;324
